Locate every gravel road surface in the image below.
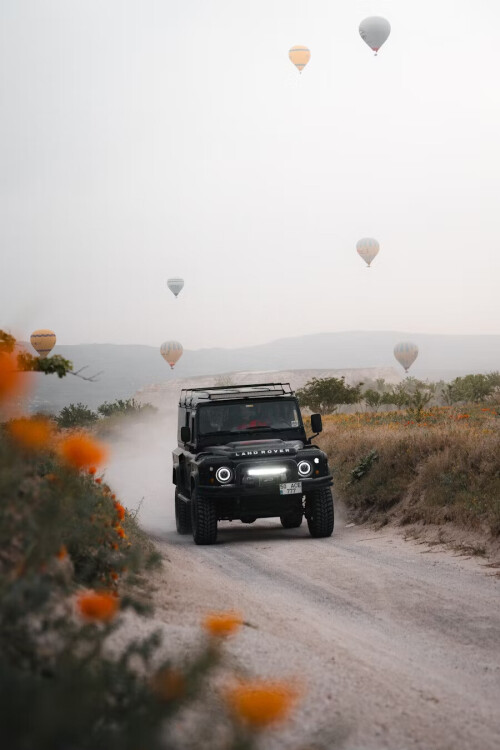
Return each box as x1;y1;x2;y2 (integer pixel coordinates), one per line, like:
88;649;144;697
106;421;500;749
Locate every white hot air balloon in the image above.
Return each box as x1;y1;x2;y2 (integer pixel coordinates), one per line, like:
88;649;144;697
356;237;379;268
394;342;418;373
167;278;184;298
359;17;391;55
160;341;183;370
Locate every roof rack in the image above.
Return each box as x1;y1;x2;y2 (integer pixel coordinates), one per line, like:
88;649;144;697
179;382;293;407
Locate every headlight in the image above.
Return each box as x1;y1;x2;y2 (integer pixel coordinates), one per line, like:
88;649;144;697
298;460;312;477
215;466;233;483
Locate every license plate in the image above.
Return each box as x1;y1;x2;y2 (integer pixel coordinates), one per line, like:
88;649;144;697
279;481;302;495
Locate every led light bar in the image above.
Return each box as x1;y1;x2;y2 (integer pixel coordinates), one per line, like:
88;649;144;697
247;466;287;477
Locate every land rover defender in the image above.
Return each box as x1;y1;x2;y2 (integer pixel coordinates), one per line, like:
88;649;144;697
172;383;334;545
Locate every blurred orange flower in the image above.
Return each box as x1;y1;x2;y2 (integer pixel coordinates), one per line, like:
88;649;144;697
0;352;25;403
203;611;243;639
150;668;186;702
115;525;126;539
57;545;68;560
225;680;298;728
76;591;119;622
8;417;54;451
114;501;126;521
88;466;97;476
58;433;108;470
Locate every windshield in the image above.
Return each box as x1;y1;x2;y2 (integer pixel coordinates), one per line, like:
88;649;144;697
198;400;302;436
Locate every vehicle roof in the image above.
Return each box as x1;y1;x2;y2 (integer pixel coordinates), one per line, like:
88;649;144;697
179;382;294;407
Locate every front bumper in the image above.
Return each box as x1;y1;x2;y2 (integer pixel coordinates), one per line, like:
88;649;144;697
198;474;333;498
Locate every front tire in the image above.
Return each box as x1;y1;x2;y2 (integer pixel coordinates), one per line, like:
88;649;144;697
191;488;217;545
306;487;334;538
175;489;192;534
280;512;303;529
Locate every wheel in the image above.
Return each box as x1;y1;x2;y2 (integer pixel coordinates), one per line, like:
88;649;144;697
175;489;192;534
280;512;303;529
191;488;217;545
306;487;334;538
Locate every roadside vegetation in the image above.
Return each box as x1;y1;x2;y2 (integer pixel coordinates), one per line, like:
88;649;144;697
311;403;500;547
1;333;306;750
299;375;500;549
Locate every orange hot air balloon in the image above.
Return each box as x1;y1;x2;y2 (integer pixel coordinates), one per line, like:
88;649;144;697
160;341;183;370
30;329;56;359
289;45;311;73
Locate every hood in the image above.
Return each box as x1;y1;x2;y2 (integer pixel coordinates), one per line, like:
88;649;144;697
204;439;304;459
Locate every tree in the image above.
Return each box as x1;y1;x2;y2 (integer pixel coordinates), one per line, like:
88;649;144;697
296;377;363;414
363;389;383;411
97;398;157;417
56;403;98;428
445;372;500;404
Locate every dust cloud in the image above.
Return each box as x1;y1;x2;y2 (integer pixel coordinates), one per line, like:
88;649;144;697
104;411;177;533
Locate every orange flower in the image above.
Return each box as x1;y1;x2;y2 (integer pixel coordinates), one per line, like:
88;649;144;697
76;591;119;622
225;680;298;728
114;501;126;521
203;611;243;639
57;545;68;560
0;351;26;403
58;433;108;470
151;668;186;702
95;477;102;485
88;466;97;476
115;525;126;539
8;417;54;451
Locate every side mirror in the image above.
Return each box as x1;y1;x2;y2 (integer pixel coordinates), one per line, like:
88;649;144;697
310;413;323;435
181;426;191;443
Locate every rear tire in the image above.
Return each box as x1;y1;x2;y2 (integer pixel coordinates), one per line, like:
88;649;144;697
280;512;303;529
175;490;192;534
191;488;217;545
306;487;334;538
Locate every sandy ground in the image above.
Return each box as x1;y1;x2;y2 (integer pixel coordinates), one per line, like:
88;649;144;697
106;418;500;750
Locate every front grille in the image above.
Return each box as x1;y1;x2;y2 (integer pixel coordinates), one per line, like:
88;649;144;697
236;459;298;488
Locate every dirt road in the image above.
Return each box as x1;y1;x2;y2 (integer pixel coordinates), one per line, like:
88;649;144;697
106;422;500;749
149;514;500;750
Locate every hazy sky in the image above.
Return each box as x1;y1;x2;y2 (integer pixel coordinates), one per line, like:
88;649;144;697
1;0;500;349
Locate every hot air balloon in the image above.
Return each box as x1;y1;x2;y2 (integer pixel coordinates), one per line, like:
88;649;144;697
289;45;311;73
30;329;56;359
394;342;418;373
356;237;379;268
359;17;391;55
167;278;184;298
160;341;183;370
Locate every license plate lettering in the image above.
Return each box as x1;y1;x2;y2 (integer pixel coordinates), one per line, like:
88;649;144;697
279;481;302;495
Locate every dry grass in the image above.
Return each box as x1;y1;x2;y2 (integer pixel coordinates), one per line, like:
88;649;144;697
314;407;500;538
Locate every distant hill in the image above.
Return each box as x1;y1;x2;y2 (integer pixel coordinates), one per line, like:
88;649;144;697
26;331;500;413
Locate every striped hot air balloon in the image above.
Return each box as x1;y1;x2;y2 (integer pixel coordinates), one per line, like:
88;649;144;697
356;237;379;268
167;278;184;298
160;341;183;370
289;45;311;73
30;329;56;359
394;342;418;373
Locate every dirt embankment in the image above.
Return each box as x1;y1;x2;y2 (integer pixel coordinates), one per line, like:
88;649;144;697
315;412;500;563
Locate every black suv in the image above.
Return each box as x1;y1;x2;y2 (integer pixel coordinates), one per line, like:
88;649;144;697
172;383;334;545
